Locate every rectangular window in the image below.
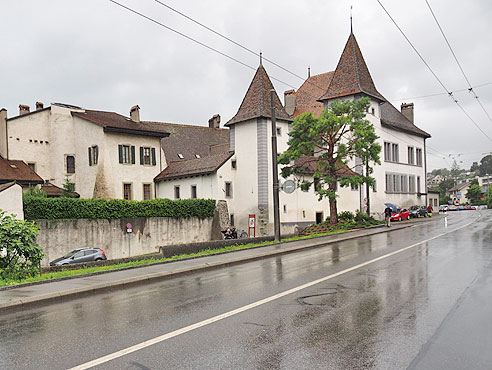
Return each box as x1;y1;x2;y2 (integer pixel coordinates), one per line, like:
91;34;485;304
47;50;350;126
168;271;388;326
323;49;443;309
231;159;237;170
143;184;151;200
141;147;151;165
27;162;36;172
392;143;399;162
408;146;414;165
416;148;422;166
409;175;416;193
417;176;421;193
123;183;132;200
230;214;234;226
384;142;391;161
191;185;197;199
89;146;98;166
66;155;75;174
283;204;287;213
174;185;180;199
401;175;408;193
385;173;391;192
225;182;232;197
120;145;131;164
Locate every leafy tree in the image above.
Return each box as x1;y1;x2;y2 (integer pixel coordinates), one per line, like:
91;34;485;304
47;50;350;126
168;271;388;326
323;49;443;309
466;179;482;204
23;185;47;199
0;210;44;280
470;161;480;173
439;177;455;195
279;97;381;225
62;176;76;198
479;155;492;176
486;185;492;207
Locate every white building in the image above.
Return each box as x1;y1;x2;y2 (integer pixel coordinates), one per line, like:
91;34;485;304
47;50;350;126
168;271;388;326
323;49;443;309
287;32;431;216
0;103;169;200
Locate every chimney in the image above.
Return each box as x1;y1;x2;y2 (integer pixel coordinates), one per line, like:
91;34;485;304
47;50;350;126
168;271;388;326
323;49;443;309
36;101;44;110
0;108;7;158
401;102;414;123
208;114;221;129
130;105;140;122
284;89;296;116
19;104;30;115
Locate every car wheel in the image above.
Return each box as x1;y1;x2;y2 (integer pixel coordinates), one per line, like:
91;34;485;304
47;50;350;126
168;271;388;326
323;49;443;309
95;258;103;261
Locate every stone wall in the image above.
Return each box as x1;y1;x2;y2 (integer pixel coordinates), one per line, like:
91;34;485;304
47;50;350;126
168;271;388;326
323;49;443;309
36;216;215;267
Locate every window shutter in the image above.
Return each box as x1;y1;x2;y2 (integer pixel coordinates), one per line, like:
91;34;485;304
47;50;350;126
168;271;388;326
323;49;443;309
94;146;98;164
131;146;136;164
151;148;156;166
88;147;92;166
139;147;144;165
118;145;123;163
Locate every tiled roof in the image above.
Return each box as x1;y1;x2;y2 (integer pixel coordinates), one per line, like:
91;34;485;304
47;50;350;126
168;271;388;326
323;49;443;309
293;157;358;177
226;65;293;126
41;182;80;198
380;102;431;138
0;182;17;193
294;72;334;117
73;110;170;137
155;151;234;182
143;122;230;162
319;33;384;102
447;181;470;193
0;157;44;184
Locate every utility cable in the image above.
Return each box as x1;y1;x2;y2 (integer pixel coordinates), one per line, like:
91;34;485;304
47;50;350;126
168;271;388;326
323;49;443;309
425;0;492;125
376;0;492;144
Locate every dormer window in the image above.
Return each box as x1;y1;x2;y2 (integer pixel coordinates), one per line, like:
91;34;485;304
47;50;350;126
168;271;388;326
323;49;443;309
178;154;184;159
195;154;201;158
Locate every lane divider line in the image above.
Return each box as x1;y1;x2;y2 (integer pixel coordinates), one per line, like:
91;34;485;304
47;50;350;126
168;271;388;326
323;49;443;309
68;221;473;370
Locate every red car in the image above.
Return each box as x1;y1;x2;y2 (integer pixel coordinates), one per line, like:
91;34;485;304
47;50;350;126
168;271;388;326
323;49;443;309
391;208;410;221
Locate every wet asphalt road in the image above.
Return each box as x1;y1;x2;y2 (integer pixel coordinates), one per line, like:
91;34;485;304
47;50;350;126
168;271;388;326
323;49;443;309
1;210;491;370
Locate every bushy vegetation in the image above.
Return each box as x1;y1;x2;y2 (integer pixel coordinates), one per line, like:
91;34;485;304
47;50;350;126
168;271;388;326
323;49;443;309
23;197;216;221
301;211;383;235
0;211;44;280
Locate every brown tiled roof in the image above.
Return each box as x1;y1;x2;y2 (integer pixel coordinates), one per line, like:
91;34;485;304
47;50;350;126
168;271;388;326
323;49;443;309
0;182;17;193
0;157;44;184
143;122;230;163
226;65;293;126
155;151;234;182
447;181;470;193
294;72;334;117
73;110;170;138
380;102;431;138
293;157;358;177
41;182;80;198
319;33;384;102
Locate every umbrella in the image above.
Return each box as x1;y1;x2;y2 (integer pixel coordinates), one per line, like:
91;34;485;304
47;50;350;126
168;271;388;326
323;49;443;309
384;203;398;212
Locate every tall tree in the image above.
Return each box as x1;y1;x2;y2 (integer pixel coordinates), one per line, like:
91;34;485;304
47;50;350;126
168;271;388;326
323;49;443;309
279;97;381;225
479;155;492;176
466;178;482;204
470;161;479;173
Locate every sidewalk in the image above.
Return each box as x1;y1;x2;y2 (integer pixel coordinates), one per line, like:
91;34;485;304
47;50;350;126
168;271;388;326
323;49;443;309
0;220;427;312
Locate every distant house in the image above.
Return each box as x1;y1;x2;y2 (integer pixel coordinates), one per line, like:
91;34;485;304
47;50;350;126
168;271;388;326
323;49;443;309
447;181;471;204
0;103;169;200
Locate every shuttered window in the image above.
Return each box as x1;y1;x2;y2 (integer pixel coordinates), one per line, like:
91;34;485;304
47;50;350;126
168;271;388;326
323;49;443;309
119;145;135;164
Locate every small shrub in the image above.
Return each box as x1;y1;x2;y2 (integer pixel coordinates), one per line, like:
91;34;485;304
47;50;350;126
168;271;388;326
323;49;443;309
0;210;44;281
338;211;355;221
355;211;371;222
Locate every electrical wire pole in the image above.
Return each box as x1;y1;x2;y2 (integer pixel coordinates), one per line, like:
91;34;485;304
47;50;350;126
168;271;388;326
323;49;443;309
270;89;281;242
366;162;370;215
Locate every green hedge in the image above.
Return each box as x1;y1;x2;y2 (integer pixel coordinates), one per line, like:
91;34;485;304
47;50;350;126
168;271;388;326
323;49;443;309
23;197;216;221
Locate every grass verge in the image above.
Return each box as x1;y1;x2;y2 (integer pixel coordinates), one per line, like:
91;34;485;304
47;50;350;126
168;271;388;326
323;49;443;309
0;227;368;288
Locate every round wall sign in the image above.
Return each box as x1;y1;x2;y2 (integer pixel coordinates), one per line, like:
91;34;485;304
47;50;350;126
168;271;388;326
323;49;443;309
283;180;296;194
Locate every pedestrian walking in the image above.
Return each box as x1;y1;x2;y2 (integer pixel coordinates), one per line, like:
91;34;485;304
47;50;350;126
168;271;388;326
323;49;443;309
384;205;393;227
427;204;433;217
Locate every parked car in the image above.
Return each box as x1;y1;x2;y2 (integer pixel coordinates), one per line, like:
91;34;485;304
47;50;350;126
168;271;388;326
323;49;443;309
439;205;449;212
409;205;428;218
50;248;107;266
391;208;410;221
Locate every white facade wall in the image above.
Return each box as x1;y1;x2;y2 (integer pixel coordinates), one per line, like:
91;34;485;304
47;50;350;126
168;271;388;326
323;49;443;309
156;173;216;200
0;184;24;219
7;109;52;180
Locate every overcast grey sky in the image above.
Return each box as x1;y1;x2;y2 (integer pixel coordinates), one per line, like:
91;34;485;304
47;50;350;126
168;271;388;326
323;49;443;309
1;0;491;170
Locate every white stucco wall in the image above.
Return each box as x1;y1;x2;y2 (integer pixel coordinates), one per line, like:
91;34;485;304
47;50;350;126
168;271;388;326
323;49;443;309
0;184;24;219
156;174;216;200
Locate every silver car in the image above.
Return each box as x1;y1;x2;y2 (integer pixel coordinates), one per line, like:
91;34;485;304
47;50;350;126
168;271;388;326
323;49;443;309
49;248;107;266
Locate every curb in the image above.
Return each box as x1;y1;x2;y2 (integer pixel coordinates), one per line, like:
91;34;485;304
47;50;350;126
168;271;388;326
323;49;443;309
0;223;414;312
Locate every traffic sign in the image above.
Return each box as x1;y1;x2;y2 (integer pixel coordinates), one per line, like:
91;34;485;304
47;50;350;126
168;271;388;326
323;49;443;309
126;222;133;233
283;180;296;194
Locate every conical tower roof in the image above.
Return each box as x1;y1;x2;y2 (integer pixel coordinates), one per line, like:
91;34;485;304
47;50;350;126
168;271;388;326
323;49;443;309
319;33;385;102
226;65;292;126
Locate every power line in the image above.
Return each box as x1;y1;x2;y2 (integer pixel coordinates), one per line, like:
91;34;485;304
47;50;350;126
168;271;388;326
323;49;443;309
425;0;492;125
391;81;492;102
109;0;298;90
376;0;492;144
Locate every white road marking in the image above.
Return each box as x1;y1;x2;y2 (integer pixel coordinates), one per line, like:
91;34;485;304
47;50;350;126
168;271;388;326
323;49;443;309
69;221;473;370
